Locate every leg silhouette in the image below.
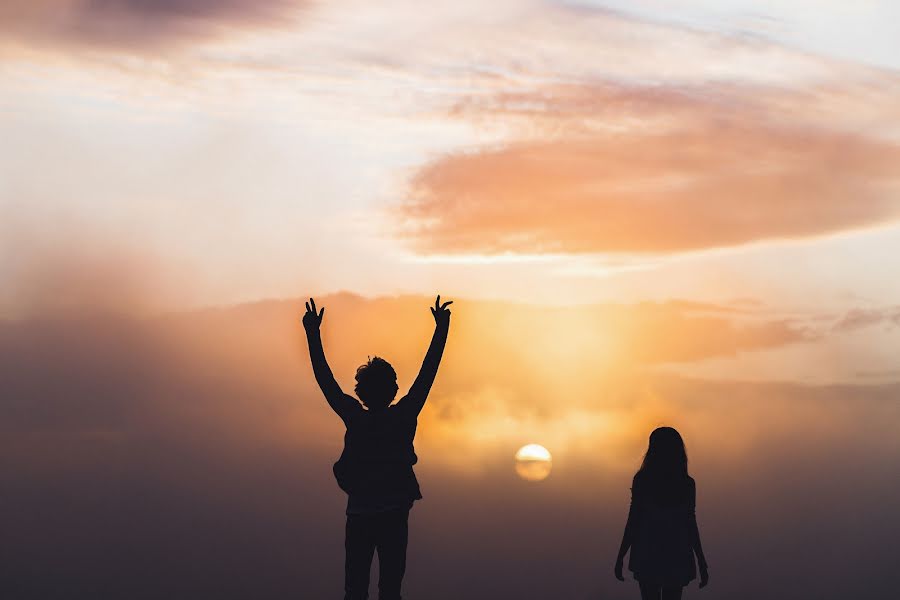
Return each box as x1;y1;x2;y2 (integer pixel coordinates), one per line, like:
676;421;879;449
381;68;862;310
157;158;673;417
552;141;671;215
639;581;683;600
375;509;409;600
662;586;683;600
639;581;659;600
345;515;376;600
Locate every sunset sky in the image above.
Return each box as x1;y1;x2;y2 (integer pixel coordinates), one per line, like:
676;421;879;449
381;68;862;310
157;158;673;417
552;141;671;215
2;2;899;599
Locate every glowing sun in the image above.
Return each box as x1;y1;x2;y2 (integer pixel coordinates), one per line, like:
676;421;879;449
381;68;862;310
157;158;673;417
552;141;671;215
515;444;552;481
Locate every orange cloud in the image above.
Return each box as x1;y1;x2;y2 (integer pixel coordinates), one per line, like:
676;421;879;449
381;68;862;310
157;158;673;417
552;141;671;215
398;82;900;254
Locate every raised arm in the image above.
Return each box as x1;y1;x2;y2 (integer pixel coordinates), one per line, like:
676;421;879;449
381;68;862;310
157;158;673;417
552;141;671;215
302;298;359;422
398;295;452;416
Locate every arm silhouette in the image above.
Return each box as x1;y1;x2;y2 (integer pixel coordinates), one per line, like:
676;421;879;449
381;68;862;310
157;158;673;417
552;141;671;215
614;476;642;581
689;478;710;588
302;298;359;422
398;295;452;416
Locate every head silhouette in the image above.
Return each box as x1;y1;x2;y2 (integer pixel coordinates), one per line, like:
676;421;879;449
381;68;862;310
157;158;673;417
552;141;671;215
638;426;689;478
354;356;398;410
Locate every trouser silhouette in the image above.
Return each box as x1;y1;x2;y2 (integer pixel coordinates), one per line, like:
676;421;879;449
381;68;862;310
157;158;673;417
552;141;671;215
639;580;683;600
344;508;409;600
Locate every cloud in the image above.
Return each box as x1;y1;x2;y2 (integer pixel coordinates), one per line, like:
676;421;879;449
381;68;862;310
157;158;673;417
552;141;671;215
832;305;900;332
0;217;196;318
210;294;810;421
0;0;306;49
397;81;900;255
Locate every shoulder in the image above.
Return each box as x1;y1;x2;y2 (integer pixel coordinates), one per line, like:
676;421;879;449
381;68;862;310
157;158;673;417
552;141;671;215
686;476;697;497
340;394;365;420
389;399;418;420
631;471;646;491
392;395;419;415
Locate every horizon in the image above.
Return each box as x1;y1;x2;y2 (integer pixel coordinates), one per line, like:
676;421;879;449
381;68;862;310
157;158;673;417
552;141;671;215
3;294;899;598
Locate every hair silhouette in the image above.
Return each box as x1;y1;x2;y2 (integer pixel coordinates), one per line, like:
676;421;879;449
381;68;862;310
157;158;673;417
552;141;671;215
354;356;399;409
302;295;452;600
638;426;688;478
615;427;709;600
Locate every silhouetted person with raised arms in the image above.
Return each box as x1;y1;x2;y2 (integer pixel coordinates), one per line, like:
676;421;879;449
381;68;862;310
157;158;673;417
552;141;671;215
302;295;452;600
614;427;709;600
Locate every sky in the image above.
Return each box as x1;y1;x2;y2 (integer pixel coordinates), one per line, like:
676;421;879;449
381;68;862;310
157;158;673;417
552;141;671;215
1;1;899;598
2;0;900;312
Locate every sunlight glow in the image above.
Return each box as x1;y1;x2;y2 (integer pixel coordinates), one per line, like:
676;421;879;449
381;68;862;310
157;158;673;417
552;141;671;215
515;443;553;481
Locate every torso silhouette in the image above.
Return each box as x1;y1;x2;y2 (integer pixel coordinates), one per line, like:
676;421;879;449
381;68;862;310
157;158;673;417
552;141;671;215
334;401;423;514
627;471;698;585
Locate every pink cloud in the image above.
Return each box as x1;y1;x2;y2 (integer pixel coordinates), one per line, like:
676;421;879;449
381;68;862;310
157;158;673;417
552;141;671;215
398;82;900;254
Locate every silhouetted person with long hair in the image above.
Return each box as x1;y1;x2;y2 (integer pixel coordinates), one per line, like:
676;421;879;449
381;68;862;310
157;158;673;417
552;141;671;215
614;427;709;600
302;296;452;600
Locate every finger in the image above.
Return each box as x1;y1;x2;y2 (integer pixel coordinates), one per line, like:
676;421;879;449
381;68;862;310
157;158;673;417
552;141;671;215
305;301;311;313
319;307;325;319
310;298;317;314
430;307;436;316
441;300;453;309
435;295;441;309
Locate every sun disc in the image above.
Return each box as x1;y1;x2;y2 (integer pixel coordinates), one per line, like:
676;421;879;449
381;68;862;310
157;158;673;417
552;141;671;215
514;443;552;481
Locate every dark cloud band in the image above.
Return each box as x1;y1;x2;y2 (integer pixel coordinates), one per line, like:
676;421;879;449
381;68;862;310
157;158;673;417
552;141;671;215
0;0;305;48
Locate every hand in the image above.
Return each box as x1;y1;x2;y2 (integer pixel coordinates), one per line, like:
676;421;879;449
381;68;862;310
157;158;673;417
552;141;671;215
430;295;453;327
302;298;324;332
614;558;625;582
699;564;709;588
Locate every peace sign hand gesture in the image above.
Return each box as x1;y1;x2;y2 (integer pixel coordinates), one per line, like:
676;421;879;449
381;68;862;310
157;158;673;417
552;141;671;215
430;295;453;327
302;298;325;332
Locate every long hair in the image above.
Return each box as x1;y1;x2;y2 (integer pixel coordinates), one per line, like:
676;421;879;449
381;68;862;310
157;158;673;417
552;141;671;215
637;426;689;480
